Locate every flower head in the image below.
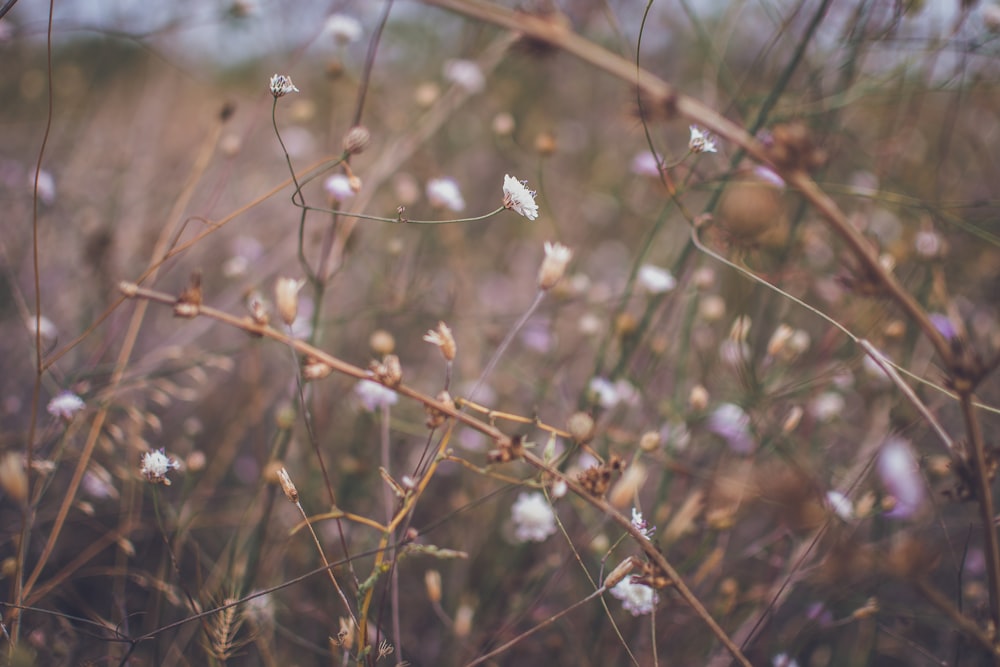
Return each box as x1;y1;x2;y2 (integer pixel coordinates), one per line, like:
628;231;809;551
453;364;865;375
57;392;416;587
140;449;180;486
610;574;659;615
355;379;398;412
688;125;718;154
269;74;299;98
423;321;457;361
631;507;655;540
443;59;485;93
877;435;925;519
707;402;755;453
511;491;557;542
324;173;355;202
502;174;539;220
47;391;85;421
426;177;466;212
538;242;572;290
324;14;363;44
637;264;676;294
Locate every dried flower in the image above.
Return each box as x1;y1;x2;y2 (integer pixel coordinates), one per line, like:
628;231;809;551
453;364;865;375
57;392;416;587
276;467;299;503
502;174;539;220
604;557;636;589
426;177;466;212
511;491;557;542
324;173;355;202
47;391;85;421
324;14;363;44
537;241;572;290
610;575;659;616
688;125;718;153
443;59;485;93
140;449;180;486
371;354;403;387
423;321;457;361
637;264;676;294
0;452;28;504
355;379;398;412
269;74;299;98
274;277;305;326
566;411;595;443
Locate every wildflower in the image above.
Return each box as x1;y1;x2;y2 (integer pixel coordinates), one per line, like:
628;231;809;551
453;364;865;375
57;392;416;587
140;449;180;485
688;125;718;154
914;229;943;259
443;59;485;93
355;379;398;412
269;74;299;98
502;174;539;220
274;277;304;327
877;436;925;518
537;242;572;290
276;467;299;503
426;177;466;212
929;313;957;341
32;169;56;205
342;125;371;155
610;574;659;616
323;173;354;202
637;264;676;294
752;165;786;189
631;507;655;540
707;403;755;453
511;491;557;542
27;314;58;340
826;491;853;521
773;654;800;667
630;150;662;177
324;14;362;44
423;321;457;361
47;391;85;421
809;391;845;422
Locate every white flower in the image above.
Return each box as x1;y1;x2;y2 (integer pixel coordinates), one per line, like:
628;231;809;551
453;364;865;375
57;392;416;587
511;491;557;542
637;264;676;294
809;392;845;422
707;403;755;453
269;74;299;98
324;173;355;202
32;169;56;205
688;125;718;154
502;174;539;220
630;150;662;177
538;242;572;290
140;449;180;486
772;654;800;667
631;507;655;540
877;436;925;519
27;315;58;340
443;59;485;93
47;391;85;421
610;575;659;615
426;178;466;212
588;377;619;408
825;491;853;521
324;14;363;44
355;379;398;412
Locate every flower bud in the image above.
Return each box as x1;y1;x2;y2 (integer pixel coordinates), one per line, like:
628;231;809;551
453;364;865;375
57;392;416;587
342;125;371;155
275;277;305;326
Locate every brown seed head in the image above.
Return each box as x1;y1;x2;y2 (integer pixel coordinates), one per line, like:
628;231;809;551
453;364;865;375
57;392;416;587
342;125;371;155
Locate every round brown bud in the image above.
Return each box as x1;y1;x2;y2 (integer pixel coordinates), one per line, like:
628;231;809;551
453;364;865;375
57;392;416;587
343;125;371;155
566;411;595;443
638;431;661;452
370;329;396;356
534;131;557;156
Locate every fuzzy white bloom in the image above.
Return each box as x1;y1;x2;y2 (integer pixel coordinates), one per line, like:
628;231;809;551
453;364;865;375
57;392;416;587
772;654;800;667
27;314;58;340
610;575;659;615
877;436;925;519
707;402;755;453
809;391;845;422
631;507;655;540
511;491;557;542
33;169;56;205
587;377;640;409
47;391;85;421
637;264;676;294
443;59;485;93
140;449;180;486
688;125;718;154
324;173;355;202
355;379;398;412
269;74;299;98
825;491;853;521
426;178;466;212
630;151;662;177
538;242;572;290
502;174;539;220
324;14;363;44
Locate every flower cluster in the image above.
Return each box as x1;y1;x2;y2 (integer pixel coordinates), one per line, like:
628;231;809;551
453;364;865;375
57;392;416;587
511;491;557;542
502;175;539;220
269;74;299;98
140;449;180;486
